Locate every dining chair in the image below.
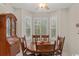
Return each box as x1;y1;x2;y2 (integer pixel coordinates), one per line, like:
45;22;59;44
20;36;35;56
41;35;49;42
36;41;56;56
32;35;40;43
54;36;65;56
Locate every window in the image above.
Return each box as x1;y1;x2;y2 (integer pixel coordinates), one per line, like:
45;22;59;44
32;17;48;35
40;18;48;35
50;16;57;40
25;17;32;39
33;18;40;35
26;19;31;37
25;16;56;41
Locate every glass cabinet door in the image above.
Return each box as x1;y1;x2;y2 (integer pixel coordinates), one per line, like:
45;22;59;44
12;18;16;36
6;16;11;37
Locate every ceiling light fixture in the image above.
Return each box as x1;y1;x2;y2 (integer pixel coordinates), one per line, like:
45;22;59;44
38;3;49;10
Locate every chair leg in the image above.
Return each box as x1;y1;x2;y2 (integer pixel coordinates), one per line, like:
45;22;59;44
50;52;54;56
58;52;62;56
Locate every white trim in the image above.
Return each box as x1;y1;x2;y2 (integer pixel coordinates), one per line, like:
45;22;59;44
50;15;57;41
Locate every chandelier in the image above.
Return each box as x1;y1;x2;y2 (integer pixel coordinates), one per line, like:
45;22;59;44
38;3;49;10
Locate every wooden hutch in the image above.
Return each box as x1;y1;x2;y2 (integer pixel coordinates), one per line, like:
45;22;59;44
0;13;20;56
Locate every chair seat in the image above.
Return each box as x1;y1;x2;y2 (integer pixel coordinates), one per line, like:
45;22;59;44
23;53;35;56
25;51;35;56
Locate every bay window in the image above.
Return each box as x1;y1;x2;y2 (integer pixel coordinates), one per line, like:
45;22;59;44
25;16;57;41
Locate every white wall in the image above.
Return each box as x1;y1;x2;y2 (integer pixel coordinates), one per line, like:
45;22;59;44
0;4;15;14
68;4;79;55
33;12;51;17
58;4;79;56
51;8;70;55
15;8;22;37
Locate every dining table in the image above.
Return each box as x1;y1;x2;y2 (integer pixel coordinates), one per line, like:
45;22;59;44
27;41;55;55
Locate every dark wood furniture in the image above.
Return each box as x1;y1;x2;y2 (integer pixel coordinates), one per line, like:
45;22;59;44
0;13;20;56
28;41;56;56
41;35;49;42
36;41;56;56
20;36;35;56
32;35;40;43
54;36;65;56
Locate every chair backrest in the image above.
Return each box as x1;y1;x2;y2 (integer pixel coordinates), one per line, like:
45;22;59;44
55;36;65;51
41;35;49;42
32;35;40;42
36;41;56;52
20;36;27;54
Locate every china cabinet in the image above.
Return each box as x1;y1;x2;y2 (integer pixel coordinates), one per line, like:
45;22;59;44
0;13;20;56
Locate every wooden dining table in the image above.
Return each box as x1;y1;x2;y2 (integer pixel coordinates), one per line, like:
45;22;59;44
27;41;55;55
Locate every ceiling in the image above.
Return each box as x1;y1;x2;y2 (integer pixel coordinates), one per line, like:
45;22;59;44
10;3;73;13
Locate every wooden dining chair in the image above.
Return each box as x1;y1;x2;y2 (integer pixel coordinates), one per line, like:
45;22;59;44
41;35;49;42
36;41;56;56
20;36;35;56
54;36;65;56
32;35;40;43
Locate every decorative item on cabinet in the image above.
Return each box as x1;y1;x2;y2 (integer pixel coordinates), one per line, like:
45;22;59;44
0;13;20;56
